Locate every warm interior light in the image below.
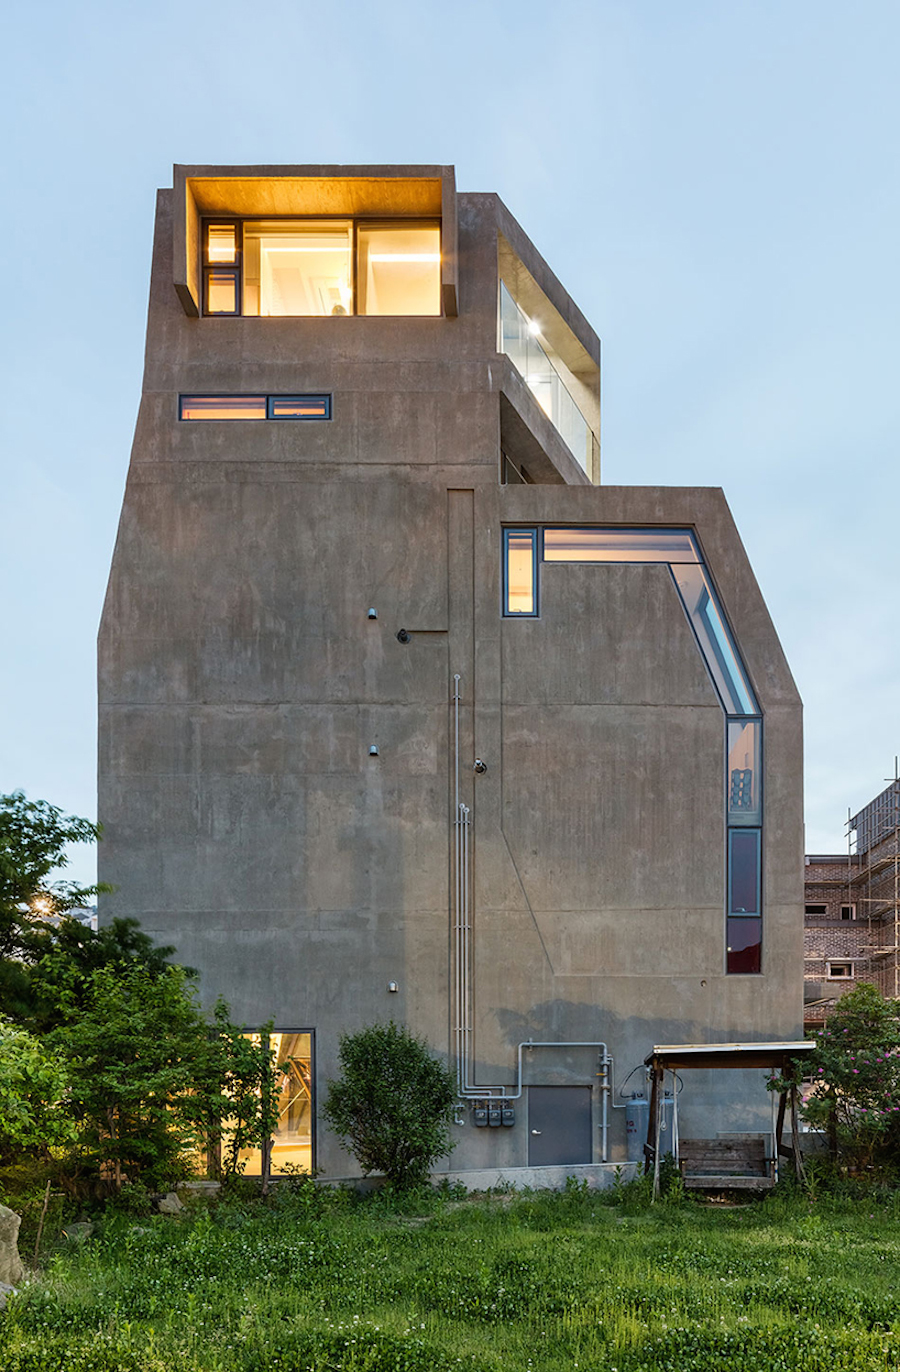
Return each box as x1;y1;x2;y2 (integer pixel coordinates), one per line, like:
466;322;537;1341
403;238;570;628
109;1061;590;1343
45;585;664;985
368;253;441;263
527;319;541;336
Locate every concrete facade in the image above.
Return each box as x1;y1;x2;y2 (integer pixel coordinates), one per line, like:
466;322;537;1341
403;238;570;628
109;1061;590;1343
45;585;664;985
99;164;804;1178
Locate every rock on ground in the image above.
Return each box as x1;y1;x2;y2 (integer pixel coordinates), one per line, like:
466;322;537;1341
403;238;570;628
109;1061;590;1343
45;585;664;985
0;1206;24;1287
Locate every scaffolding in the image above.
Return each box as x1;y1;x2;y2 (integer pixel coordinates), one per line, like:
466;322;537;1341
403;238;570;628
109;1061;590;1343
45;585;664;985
846;771;900;1000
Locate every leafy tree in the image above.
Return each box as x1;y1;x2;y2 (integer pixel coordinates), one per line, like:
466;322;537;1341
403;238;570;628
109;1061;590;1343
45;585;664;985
802;982;900;1172
50;962;210;1189
193;1001;280;1186
0;1018;75;1162
322;1021;457;1189
0;790;177;1030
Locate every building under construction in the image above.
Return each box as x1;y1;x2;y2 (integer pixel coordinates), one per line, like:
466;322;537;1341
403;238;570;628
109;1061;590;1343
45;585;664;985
804;778;900;1030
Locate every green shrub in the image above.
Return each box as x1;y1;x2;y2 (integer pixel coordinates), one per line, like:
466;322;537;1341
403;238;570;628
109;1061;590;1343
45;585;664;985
322;1022;457;1190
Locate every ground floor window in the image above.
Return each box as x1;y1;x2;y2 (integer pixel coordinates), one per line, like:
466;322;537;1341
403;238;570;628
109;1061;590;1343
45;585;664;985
237;1030;314;1177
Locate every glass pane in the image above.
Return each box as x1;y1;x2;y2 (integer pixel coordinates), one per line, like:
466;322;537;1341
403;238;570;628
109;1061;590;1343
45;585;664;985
207;269;238;314
727;917;761;974
506;530;535;615
234;1031;314;1177
727;719;762;825
669;563;757;714
358;224;441;316
180;395;266;420
271;1031;313;1176
268;395;331;419
729;829;760;915
498;282;590;472
207;225;237;264
243;221;352;317
543;528;701;564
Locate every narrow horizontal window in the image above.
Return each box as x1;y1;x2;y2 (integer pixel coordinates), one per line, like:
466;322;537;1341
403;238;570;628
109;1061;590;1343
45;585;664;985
268;395;331;420
543;528;701;564
180;395;266;420
727;917;761;974
180;394;332;422
827;962;853;980
805;904;828;916
504;529;537;616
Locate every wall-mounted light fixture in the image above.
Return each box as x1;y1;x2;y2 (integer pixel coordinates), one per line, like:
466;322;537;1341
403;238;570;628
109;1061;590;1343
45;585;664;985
474;758;487;774
388;981;399;993
369;745;379;756
367;608;377;620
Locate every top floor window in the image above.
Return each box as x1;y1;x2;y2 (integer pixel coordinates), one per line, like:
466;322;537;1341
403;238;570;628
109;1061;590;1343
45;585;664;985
203;218;441;318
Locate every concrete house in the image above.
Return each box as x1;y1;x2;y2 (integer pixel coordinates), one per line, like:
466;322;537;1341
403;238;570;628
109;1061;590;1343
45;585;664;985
99;163;804;1182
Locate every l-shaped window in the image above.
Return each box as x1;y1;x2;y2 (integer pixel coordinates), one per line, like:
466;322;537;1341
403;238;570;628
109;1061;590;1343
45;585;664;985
203;218;441;318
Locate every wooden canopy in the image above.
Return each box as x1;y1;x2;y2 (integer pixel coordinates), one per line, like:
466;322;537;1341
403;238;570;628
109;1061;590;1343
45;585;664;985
642;1040;817;1198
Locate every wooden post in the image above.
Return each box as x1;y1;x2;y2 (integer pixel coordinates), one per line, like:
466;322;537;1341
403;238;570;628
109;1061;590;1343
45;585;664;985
645;1063;659;1176
652;1066;663;1201
33;1179;51;1263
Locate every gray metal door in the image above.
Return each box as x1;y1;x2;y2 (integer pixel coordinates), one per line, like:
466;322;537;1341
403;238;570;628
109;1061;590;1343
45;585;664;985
528;1086;593;1166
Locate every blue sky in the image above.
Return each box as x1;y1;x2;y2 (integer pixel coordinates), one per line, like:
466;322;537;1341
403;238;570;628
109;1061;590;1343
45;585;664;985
2;0;898;885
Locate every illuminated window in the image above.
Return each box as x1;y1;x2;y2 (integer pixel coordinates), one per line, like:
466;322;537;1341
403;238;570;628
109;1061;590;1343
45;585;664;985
504;524;766;975
235;1030;314;1177
202;219;441;317
357;224;441;316
504;529;537;615
243;221;353;317
179;394;331;421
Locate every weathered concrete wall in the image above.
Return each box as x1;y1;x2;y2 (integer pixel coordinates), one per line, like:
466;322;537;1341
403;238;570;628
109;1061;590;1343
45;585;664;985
99;168;802;1177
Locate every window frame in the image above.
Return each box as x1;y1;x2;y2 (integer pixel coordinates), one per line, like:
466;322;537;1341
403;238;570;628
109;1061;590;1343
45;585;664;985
200;215;442;319
179;393;332;422
502;527;539;617
827;961;853;980
235;1027;316;1178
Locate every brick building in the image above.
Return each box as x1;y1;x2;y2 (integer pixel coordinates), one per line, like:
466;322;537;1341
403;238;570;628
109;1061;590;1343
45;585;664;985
804;779;900;1031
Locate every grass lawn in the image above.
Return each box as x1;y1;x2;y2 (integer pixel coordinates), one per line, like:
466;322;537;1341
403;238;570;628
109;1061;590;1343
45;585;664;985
2;1181;900;1371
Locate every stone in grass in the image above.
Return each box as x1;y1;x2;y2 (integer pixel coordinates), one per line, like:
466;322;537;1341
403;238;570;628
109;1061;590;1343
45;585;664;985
158;1192;184;1215
0;1281;17;1313
0;1206;24;1287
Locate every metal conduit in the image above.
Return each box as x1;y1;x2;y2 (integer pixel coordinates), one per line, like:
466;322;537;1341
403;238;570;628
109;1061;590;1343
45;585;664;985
451;673;612;1159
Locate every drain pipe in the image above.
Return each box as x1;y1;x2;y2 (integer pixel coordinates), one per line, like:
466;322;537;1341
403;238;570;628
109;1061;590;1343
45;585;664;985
451;671;612;1159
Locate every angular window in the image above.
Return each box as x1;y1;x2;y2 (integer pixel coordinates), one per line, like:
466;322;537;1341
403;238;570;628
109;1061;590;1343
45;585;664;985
669;563;757;715
805;904;828;917
504;529;537;616
827;962;853;980
357;223;441;316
